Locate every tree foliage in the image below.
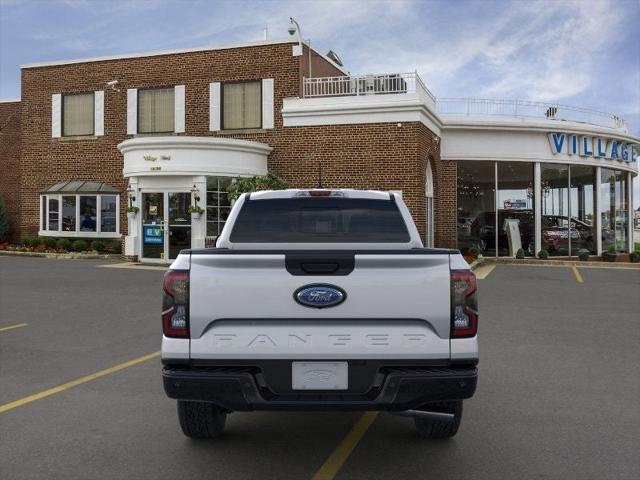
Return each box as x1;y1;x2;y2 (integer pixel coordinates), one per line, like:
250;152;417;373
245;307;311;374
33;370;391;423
226;173;287;202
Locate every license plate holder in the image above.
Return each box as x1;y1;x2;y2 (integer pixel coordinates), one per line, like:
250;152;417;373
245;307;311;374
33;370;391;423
292;362;348;390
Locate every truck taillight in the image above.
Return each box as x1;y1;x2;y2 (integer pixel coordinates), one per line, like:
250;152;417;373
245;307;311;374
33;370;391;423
162;270;189;338
450;270;478;338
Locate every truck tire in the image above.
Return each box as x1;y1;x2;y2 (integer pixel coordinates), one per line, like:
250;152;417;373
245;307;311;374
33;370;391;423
177;401;227;439
414;401;463;439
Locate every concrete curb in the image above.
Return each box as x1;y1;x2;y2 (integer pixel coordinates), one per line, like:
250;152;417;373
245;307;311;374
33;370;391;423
473;257;640;270
0;250;121;260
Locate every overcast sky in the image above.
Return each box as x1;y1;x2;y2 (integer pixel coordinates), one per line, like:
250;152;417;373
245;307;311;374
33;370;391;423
1;0;638;205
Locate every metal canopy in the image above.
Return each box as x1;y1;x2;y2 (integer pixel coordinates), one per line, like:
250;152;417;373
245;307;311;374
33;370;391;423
42;180;119;194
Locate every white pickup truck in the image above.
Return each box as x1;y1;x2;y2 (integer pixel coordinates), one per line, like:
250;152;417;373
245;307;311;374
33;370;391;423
162;189;478;439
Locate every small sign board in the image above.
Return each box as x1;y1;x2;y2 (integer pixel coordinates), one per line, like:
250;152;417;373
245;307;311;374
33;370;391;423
504;199;527;210
144;226;163;245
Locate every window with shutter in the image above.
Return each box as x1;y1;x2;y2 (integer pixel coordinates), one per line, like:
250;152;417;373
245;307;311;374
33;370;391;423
222;81;261;130
138;88;175;133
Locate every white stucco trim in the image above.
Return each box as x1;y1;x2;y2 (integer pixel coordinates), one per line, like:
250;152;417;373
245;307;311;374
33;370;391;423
0;98;20;103
282;94;442;135
118;136;271;178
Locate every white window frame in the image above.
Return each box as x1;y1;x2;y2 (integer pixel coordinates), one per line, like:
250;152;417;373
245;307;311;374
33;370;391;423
39;193;120;238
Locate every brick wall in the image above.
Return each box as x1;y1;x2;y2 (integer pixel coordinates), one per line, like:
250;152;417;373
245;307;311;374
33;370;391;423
0;101;21;242
14;41;449;248
18;42;303;240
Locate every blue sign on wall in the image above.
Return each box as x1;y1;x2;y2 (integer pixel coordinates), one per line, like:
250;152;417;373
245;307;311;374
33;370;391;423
144;226;163;244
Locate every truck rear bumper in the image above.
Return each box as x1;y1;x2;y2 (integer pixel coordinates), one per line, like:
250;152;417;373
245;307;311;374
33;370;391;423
162;365;477;412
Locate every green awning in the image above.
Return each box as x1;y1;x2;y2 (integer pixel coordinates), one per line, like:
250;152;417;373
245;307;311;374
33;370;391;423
41;180;119;194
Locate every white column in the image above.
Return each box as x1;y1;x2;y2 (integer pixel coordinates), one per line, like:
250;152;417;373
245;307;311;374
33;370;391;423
124;177;140;257
534;162;541;256
191;175;207;249
595;167;602;256
628;172;633;253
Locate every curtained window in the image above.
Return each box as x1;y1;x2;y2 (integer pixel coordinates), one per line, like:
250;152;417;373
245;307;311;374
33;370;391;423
63;92;94;136
138;88;175;133
223;81;261;129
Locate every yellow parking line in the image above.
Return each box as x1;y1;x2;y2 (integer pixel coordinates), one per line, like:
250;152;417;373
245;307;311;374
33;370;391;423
0;351;160;414
311;412;379;480
0;323;28;333
572;266;584;283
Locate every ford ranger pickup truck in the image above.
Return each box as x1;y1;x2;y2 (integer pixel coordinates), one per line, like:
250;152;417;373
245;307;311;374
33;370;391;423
162;189;478;439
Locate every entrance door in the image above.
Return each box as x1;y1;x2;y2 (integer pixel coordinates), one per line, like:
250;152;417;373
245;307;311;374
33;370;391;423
141;192;191;262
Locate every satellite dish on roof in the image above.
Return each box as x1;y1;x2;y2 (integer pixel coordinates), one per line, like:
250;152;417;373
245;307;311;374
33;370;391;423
326;50;343;67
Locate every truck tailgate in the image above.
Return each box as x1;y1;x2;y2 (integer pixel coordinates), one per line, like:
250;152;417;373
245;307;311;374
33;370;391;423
189;252;452;359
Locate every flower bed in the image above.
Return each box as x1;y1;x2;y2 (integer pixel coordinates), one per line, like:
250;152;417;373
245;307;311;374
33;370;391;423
0;237;122;255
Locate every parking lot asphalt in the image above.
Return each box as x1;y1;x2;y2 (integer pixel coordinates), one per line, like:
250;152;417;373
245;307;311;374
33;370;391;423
1;256;639;480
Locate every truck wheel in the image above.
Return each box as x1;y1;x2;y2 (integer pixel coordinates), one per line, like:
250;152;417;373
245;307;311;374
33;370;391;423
177;401;227;439
414;401;463;439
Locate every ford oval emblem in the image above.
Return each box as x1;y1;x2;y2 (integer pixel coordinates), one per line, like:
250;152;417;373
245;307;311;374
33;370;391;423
294;284;346;309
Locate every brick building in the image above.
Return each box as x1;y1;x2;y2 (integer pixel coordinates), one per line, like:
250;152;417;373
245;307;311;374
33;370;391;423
0;38;638;262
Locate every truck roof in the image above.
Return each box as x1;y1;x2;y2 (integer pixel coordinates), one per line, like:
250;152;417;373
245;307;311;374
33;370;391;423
248;189;394;201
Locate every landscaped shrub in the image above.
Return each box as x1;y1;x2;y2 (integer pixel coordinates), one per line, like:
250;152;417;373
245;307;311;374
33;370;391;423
578;251;589;261
71;239;88;252
537;249;549;260
630;252;640;263
40;237;58;249
57;238;73;251
109;241;122;254
21;237;35;247
515;248;525;259
90;240;106;252
467;246;479;259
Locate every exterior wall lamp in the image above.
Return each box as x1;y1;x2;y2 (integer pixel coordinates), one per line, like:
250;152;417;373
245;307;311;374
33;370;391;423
126;186;136;206
191;184;201;204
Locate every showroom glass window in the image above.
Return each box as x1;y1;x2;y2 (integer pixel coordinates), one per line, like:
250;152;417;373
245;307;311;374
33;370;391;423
39;194;119;236
222;81;261;130
206;177;234;237
497;162;534;256
601;169;628;253
138;88;175;133
457;161;496;256
541;164;570;256
569;166;596;254
600;168;628;252
62;92;94;136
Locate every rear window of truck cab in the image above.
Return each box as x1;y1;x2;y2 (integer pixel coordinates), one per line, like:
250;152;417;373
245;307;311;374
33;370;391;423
229;197;411;243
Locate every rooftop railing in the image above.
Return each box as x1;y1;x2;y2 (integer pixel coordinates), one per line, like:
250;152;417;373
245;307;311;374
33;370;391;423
301;74;627;131
436;98;628;131
303;72;436;103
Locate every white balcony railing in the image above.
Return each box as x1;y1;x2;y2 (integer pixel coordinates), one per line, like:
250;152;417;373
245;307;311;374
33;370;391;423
436;98;628;131
303;72;436;102
301;74;628;132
